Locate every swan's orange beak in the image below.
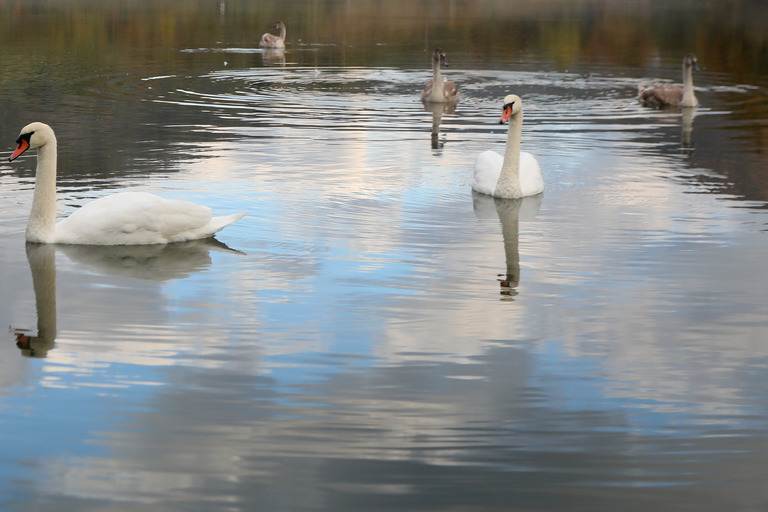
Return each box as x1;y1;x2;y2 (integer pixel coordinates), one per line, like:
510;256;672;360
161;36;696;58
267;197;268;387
9;139;29;162
499;105;513;124
14;330;31;348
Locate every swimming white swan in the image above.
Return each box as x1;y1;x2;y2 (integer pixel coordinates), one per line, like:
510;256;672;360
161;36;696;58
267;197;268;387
421;48;460;104
472;95;543;199
638;53;699;108
259;21;286;49
9;122;246;245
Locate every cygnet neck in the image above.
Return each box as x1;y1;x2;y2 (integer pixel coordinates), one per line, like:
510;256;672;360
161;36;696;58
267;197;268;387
431;57;444;101
682;59;698;107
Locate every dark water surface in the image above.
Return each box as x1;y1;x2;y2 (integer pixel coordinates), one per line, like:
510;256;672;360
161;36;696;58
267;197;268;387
1;1;768;511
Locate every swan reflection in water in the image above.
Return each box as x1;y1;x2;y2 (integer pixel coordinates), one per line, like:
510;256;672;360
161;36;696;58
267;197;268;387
261;48;285;66
423;101;457;150
12;239;241;357
13;244;57;357
681;107;696;152
472;192;542;300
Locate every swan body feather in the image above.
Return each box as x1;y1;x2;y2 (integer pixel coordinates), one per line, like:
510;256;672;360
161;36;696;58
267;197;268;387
54;192;245;245
473;150;542;198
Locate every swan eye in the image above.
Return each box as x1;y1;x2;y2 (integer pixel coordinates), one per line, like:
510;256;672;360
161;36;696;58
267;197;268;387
15;131;33;145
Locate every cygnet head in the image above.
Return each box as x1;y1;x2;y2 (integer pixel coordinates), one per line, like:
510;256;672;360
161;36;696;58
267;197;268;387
432;48;448;66
684;53;699;71
272;20;285;31
499;94;523;124
9;122;55;162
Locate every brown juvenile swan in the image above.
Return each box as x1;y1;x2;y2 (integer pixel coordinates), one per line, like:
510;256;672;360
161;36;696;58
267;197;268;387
638;53;699;108
421;48;460;104
259;21;286;49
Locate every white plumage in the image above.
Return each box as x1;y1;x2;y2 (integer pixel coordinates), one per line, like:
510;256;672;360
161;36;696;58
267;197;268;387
9;122;245;245
472;150;542;198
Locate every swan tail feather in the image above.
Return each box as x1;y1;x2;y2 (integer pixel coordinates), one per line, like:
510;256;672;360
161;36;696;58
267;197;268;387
206;212;246;235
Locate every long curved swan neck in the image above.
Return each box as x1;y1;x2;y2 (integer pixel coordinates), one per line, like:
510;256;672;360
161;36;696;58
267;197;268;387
27;141;58;243
277;23;286;42
495;112;523;198
681;55;698;107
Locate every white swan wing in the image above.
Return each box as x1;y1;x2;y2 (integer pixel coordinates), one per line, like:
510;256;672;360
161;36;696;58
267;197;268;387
519;152;544;197
472;150;503;196
55;192;232;245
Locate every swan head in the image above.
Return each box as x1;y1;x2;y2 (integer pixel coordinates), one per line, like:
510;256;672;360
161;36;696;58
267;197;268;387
271;20;285;31
684;53;699;72
499;94;523;124
9;122;55;162
432;48;448;67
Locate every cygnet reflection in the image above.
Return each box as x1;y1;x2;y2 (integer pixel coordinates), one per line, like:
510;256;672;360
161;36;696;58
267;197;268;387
423;101;457;150
261;48;286;66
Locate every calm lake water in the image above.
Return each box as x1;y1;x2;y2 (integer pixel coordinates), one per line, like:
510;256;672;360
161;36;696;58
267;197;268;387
1;1;768;511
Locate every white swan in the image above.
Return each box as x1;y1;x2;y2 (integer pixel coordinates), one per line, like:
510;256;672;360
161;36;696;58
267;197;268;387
472;95;543;199
638;53;699;108
9;122;246;245
259;21;286;49
421;48;460;104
